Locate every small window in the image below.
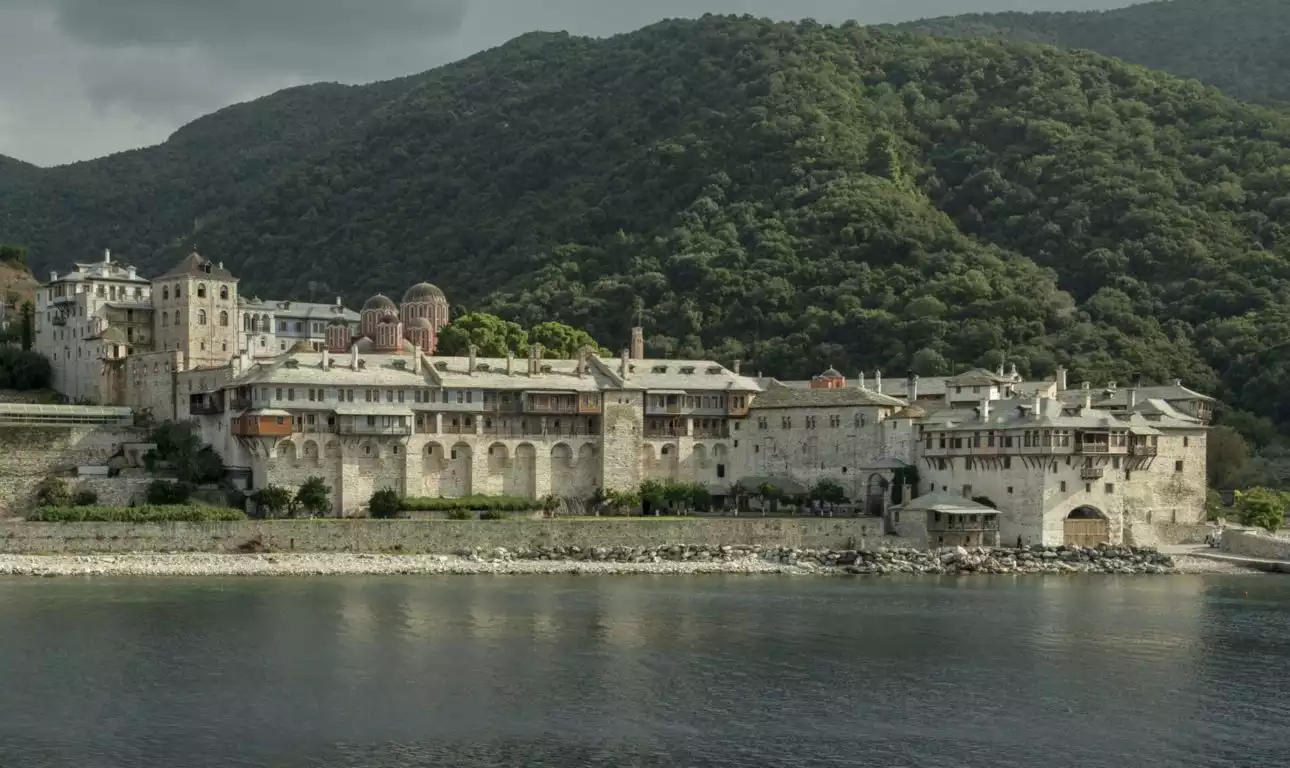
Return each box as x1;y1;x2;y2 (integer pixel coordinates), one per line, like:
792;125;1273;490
1060;481;1067;492
1007;486;1014;494
197;284;207;298
716;463;726;478
162;286;169;300
1183;437;1190;447
1105;483;1115;494
1174;460;1183;472
220;286;229;300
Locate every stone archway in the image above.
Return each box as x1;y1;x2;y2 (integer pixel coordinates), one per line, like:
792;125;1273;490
865;473;888;518
1064;506;1110;547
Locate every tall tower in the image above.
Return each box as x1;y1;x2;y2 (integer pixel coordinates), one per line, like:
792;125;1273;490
152;252;239;367
630;326;644;359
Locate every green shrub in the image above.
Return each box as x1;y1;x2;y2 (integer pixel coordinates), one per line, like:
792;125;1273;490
33;477;72;508
146;480;193;505
369;488;402;519
447;509;473;520
479;510;509;520
72;489;99;506
401;495;542;512
27;505;246;522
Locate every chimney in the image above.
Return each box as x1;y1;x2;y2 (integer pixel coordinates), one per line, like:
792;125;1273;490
506;352;514;376
980;398;991;422
732;359;741;375
620;348;630;378
103;249;110;263
350;344;359;370
630;327;644;360
321;348;330;369
875;369;882;394
1009;362;1018;380
858;371;866;389
411;344;421;374
218;261;224;271
1055;366;1067;391
1082;382;1092;410
908;372;919;402
336;296;342;306
1032;393;1043;421
468;344;477;375
50;270;58;282
997;363;1005;377
576;348;586;377
527;344;538;376
1126;387;1137;410
1174;378;1182;387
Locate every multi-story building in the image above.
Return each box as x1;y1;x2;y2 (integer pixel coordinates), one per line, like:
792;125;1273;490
34;250;152;402
34;254;1211;545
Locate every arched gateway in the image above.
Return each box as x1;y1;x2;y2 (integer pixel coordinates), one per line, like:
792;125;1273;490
1064;506;1110;547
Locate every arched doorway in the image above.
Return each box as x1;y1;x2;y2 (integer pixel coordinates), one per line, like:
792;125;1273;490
865;474;888;518
1064;506;1110;547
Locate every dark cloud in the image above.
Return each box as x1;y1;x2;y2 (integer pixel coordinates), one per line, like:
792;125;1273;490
0;0;1140;166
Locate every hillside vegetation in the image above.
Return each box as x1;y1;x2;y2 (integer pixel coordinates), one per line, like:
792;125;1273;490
894;0;1290;106
3;16;1290;436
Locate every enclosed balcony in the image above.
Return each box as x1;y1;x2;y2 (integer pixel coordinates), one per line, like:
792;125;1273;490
188;392;225;416
1080;466;1105;480
524;392;580;415
334;406;413;436
231;410;293;437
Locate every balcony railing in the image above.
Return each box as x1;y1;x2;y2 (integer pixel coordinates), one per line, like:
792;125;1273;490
481;426;600;439
1080;467;1105;480
525;402;580;415
338;423;412;437
645;427;685;439
1076;442;1110;454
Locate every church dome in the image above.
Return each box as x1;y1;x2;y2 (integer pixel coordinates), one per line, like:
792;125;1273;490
361;294;397;313
403;283;446;303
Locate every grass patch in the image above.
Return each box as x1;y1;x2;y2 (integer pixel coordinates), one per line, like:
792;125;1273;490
26;505;247;523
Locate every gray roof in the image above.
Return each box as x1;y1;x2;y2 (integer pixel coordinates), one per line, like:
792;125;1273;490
919;397;1163;434
1060;383;1215;406
160;252;235;280
240;297;359;323
751;381;908;409
403;283;447;303
896;492;998;515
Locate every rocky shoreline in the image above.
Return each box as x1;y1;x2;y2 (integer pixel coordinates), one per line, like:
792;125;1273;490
0;544;1253;577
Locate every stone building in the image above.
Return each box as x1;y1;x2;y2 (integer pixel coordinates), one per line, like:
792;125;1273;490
34;255;1212;544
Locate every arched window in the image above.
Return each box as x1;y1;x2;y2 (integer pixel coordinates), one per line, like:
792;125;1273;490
198;309;208;325
197;284;207;298
174;310;181;325
174;285;181;299
162;313;169;327
219;286;229;300
162;286;169;300
219;310;229;326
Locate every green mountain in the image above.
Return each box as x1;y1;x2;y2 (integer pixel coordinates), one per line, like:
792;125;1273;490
5;16;1290;434
894;0;1290;106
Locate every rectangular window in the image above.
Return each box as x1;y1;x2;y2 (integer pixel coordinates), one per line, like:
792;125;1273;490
366;415;376;426
1060;481;1067;492
397;390;405;403
385;390;394;403
442;390;450;404
466;391;473;404
1174;461;1184;472
275;388;283;400
1007;486;1014;495
287;388;295;401
717;464;726;479
1105;483;1115;494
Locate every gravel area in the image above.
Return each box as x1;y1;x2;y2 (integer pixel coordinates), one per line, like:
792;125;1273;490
1170;555;1264;575
0;553;819;577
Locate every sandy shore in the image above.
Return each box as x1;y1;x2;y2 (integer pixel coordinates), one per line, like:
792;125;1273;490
0;552;1269;577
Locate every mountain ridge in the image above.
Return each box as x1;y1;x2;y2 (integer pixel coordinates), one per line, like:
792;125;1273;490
3;14;1290;431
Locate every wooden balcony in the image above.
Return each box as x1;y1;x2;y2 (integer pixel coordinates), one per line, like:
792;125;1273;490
1131;444;1158;457
338;419;412;437
231;413;293;437
1080;467;1105;480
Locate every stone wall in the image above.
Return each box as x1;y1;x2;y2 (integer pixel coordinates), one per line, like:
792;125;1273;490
735;405;892;501
0;518;912;554
124;351;183;420
1221;529;1290;561
0;425;147;516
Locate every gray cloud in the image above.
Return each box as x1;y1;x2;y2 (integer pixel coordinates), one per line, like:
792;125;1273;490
0;0;1139;166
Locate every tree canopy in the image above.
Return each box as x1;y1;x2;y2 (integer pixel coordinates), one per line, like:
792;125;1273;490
5;16;1290;436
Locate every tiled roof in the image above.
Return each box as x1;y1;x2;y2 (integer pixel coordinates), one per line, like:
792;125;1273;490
895;492;998;514
160;252;235;280
919;398;1162;434
750;382;908;409
240;298;359;323
590;357;763;393
1060;383;1215;406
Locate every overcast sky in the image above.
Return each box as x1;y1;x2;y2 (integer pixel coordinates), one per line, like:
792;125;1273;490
0;0;1138;167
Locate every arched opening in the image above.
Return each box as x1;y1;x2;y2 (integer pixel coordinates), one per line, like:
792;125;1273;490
302;440;319;460
220;286;229;300
197;309;207;326
1064;506;1110;547
506;443;537;499
277;440;297;461
162;286;169;300
219;310;229;327
866;473;888;518
197;284;207;298
487;442;509;472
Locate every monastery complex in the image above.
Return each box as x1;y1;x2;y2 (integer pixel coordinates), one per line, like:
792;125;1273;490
31;251;1212;547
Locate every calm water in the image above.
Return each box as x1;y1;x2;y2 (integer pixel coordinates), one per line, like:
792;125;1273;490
1;575;1287;767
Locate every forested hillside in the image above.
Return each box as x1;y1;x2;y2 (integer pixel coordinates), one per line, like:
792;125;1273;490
895;0;1290;106
5;16;1290;437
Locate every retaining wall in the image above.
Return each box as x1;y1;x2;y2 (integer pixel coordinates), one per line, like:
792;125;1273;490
1221;529;1290;561
0;519;915;555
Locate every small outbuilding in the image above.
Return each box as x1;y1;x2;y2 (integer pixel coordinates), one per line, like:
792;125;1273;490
894;492;1001;548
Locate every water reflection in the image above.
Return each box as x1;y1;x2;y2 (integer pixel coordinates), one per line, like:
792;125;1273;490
1;575;1288;768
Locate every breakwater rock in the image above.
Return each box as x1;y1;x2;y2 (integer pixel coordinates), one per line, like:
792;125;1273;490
460;543;1177;575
